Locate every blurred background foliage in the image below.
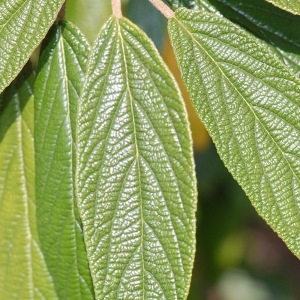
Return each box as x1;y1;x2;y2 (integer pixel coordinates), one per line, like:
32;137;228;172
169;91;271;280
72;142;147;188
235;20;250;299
64;0;300;298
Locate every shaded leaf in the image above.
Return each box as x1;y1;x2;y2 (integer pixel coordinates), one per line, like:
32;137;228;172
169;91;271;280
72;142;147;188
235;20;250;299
78;16;197;299
164;0;198;9
0;65;57;299
0;0;65;94
169;8;300;258
34;22;93;299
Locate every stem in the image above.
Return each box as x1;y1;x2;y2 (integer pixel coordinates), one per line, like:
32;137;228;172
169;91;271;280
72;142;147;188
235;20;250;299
112;0;122;18
148;0;174;19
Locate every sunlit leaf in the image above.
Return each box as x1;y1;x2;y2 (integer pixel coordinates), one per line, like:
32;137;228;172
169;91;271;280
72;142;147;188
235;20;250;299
199;0;300;76
34;22;93;299
0;0;65;94
265;0;300;15
169;8;300;258
78;16;197;299
0;65;58;299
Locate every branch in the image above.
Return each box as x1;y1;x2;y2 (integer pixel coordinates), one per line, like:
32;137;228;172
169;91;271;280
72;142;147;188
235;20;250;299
148;0;174;19
112;0;122;18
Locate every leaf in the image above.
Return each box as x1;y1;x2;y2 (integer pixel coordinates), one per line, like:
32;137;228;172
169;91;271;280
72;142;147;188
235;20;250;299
165;0;198;9
78;16;197;299
0;65;57;299
0;0;65;94
200;0;300;76
265;0;300;15
34;22;93;299
169;8;300;258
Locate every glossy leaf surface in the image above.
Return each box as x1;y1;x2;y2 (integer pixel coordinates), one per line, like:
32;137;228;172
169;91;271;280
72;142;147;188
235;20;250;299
199;0;300;77
265;0;300;15
78;16;197;299
169;8;300;258
0;66;57;299
34;22;93;299
0;0;65;94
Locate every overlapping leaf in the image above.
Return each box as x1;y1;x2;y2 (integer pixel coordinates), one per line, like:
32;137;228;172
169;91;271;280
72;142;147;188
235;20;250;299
169;8;300;258
265;0;300;15
0;65;57;299
198;0;300;76
34;22;93;299
0;0;65;94
78;16;197;299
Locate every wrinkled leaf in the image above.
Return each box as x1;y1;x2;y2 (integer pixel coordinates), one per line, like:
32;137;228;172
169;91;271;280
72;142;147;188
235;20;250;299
34;22;93;299
78;16;197;299
265;0;300;15
169;8;300;258
200;0;300;76
0;65;57;299
0;0;65;94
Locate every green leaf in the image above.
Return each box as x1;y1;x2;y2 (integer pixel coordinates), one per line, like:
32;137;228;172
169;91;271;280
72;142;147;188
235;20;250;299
165;0;198;9
169;8;300;258
265;0;300;15
0;65;57;299
200;0;300;76
78;16;197;299
34;22;93;299
0;0;65;94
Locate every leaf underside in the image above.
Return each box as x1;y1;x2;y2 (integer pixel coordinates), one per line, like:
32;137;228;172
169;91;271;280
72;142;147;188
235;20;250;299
0;65;57;299
0;0;65;94
78;16;197;300
169;8;300;258
34;21;93;299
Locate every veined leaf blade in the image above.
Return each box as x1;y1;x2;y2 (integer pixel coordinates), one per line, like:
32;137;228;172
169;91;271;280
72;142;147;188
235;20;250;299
78;16;197;300
34;22;93;299
0;0;65;94
0;65;58;299
200;0;300;76
169;8;300;258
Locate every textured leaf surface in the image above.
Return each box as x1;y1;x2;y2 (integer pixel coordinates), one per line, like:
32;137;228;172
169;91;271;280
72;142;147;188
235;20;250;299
265;0;300;15
0;0;65;94
0;65;57;299
201;0;300;76
34;22;93;299
169;8;300;257
78;16;197;299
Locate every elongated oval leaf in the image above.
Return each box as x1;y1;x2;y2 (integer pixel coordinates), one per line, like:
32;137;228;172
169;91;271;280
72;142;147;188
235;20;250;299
0;0;65;94
78;16;197;299
265;0;300;15
0;65;57;299
169;8;300;258
34;22;93;299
